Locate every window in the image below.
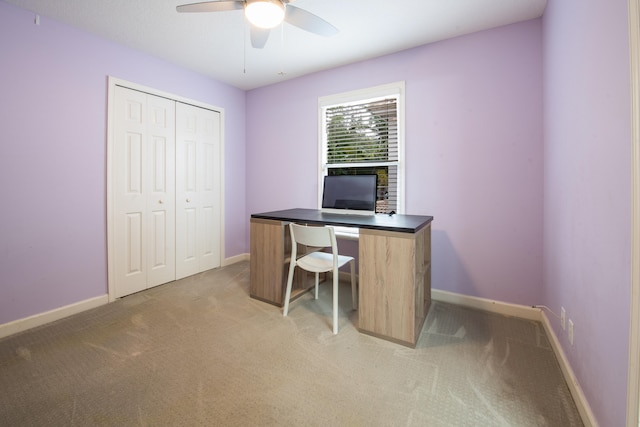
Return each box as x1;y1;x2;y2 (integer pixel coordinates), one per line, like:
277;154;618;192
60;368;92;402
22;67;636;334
318;82;405;214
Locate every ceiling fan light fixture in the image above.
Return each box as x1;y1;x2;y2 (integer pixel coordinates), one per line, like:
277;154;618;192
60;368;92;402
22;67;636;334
245;0;285;29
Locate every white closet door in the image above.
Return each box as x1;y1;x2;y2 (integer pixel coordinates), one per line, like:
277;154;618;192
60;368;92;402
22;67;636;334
146;95;176;287
175;103;221;279
113;86;176;297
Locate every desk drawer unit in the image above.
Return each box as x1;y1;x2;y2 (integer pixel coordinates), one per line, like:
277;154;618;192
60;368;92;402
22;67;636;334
358;224;431;347
249;218;313;306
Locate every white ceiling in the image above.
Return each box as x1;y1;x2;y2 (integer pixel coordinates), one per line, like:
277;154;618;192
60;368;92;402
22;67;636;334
6;0;547;90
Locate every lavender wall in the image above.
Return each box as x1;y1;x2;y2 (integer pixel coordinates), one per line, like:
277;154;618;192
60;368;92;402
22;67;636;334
543;0;632;425
246;20;544;306
0;1;246;324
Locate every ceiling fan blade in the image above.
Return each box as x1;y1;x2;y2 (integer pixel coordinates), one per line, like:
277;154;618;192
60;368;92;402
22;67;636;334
250;26;271;49
284;5;338;37
176;1;244;13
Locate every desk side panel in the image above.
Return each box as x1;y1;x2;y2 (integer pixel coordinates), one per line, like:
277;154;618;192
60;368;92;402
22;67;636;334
250;219;286;305
414;224;431;339
359;230;416;345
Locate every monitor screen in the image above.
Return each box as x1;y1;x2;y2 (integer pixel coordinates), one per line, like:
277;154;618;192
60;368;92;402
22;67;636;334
321;174;377;214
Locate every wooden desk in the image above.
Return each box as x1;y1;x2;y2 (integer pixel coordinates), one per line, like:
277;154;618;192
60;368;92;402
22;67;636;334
250;208;433;347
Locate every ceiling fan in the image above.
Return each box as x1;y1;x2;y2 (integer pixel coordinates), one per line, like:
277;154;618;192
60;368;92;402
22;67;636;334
176;0;338;49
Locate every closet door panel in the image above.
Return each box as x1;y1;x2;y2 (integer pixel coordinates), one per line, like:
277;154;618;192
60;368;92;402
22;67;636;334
113;86;175;297
114;88;148;297
125;212;143;275
200;117;221;271
176;103;221;278
146;95;176;287
176;130;200;279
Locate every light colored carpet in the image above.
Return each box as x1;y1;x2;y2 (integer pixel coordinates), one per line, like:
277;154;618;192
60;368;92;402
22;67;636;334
0;261;582;426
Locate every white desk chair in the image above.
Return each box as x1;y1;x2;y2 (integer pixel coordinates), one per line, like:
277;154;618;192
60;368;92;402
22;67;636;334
283;223;357;334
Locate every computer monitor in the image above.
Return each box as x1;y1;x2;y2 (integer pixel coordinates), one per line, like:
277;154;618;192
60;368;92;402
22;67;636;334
321;174;377;215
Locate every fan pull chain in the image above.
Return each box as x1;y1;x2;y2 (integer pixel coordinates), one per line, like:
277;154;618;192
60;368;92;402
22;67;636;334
278;24;286;77
243;17;247;74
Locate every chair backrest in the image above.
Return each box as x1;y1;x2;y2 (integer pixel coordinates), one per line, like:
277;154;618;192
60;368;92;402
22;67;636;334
289;223;337;254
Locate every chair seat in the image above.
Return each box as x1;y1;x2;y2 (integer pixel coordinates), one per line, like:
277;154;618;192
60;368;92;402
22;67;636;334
296;251;354;273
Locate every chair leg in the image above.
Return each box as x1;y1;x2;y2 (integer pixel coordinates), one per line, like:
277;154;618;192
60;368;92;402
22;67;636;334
314;272;319;299
332;268;339;334
350;259;357;310
283;261;297;316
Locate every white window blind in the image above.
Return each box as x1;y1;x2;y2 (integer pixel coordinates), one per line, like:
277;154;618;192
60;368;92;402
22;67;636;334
325;98;398;165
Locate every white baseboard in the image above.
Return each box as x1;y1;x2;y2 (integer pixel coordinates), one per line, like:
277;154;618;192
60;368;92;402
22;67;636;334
0;294;109;340
539;311;598;427
223;253;249;266
431;289;597;427
431;289;541;321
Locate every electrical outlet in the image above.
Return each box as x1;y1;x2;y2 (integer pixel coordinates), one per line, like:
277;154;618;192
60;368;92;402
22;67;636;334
561;307;566;330
568;319;574;345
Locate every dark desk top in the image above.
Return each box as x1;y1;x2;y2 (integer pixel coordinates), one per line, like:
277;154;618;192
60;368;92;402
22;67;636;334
251;208;433;234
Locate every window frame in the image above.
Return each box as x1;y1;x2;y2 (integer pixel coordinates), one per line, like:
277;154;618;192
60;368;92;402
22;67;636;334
317;81;406;214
